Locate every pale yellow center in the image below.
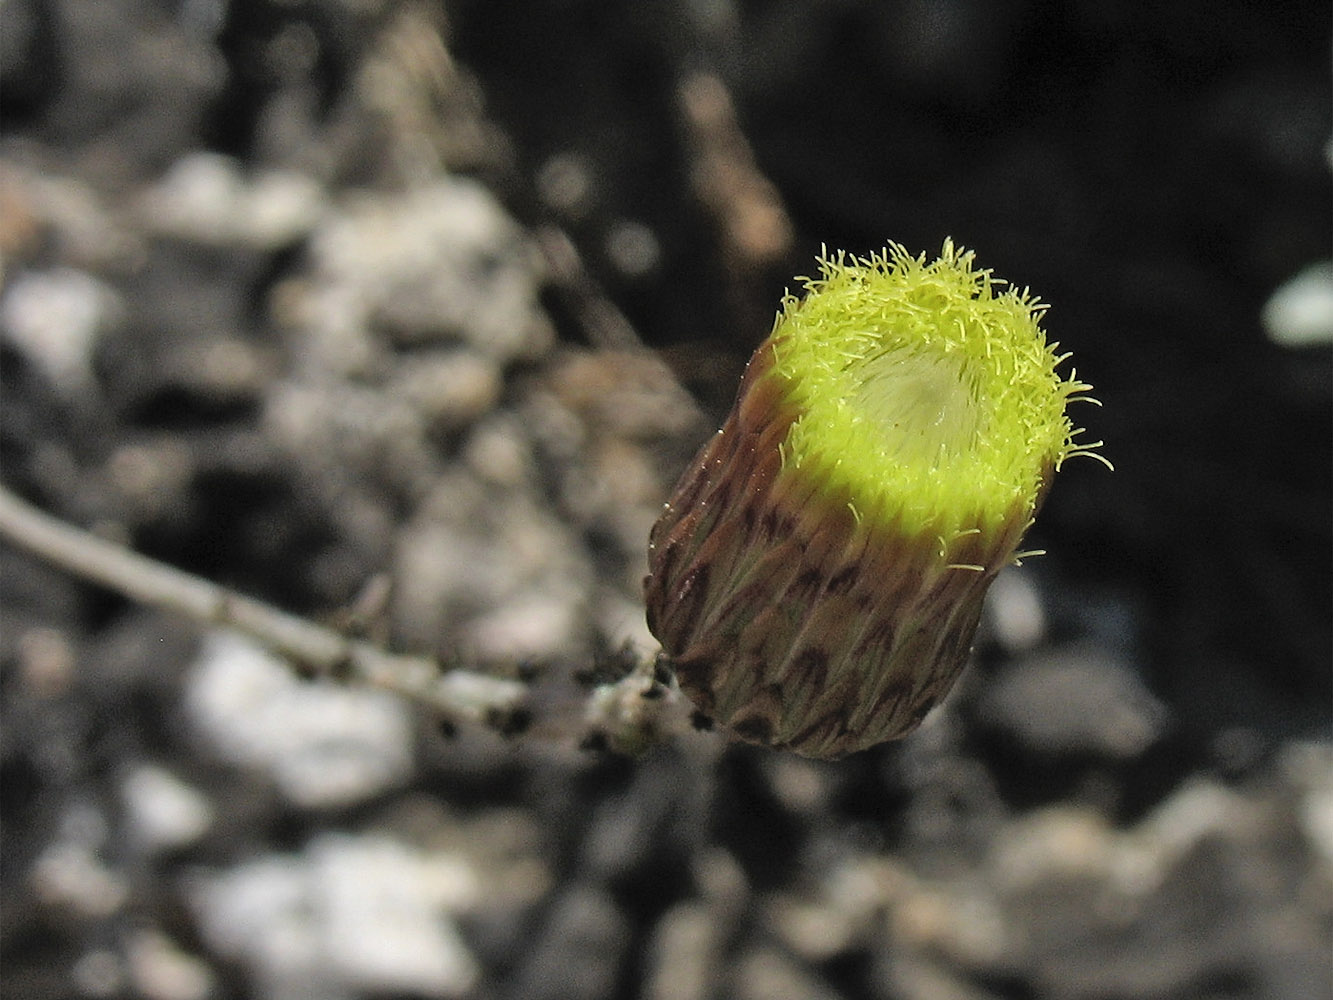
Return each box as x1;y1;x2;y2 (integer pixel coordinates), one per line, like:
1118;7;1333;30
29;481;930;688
849;344;983;466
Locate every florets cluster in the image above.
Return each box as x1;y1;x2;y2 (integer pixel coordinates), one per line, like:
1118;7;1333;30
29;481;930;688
645;241;1104;758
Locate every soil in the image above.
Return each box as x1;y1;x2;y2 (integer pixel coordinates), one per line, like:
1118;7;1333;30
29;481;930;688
1;2;1330;999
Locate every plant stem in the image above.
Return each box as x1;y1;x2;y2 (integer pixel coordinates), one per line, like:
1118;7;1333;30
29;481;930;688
0;484;528;728
0;484;700;752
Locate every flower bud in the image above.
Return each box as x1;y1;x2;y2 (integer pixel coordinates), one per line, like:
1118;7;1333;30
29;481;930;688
645;241;1104;759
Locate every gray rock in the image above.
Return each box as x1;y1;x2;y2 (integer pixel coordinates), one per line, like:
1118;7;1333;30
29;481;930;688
975;644;1168;760
305;178;554;364
507;886;628;1000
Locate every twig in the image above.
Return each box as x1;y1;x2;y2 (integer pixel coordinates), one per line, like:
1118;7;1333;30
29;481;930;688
679;71;793;270
0;484;698;751
0;486;515;728
0;484;526;725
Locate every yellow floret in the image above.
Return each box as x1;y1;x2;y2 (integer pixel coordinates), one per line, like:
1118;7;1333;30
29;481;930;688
767;240;1100;540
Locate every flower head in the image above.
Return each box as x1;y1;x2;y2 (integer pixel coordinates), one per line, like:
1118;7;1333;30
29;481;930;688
644;240;1103;759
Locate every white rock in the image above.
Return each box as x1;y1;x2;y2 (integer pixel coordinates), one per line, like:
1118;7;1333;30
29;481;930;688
193;835;479;1000
392;349;502;429
72;949;126;999
984;568;1046;653
1;267;123;393
605;219;660;277
311;834;480;995
1282;740;1333;868
645;902;717;1000
186;631;413;808
466;586;584;662
32;841;128;918
736;947;843;1000
307;178;553;362
141;152;324;249
125;930;215;1000
121;765;213;854
192;854;334;1000
392;483;591;658
1262;262;1333;347
977;645;1167;759
464;415;536;488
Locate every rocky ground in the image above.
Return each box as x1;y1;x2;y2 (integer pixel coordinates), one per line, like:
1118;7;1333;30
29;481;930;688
1;2;1330;999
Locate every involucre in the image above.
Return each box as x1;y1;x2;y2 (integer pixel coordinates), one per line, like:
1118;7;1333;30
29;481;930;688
645;241;1105;759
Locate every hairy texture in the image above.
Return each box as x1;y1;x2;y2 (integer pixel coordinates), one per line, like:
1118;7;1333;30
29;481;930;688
645;242;1103;759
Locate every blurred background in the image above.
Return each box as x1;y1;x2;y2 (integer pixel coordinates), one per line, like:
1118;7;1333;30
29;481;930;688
1;1;1330;998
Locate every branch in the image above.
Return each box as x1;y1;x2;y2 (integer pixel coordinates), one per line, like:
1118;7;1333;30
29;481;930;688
0;485;696;751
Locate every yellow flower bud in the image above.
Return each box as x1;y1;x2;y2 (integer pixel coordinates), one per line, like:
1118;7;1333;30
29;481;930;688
645;241;1105;759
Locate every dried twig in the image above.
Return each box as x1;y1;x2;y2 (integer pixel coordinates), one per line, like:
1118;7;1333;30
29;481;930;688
679;71;793;270
0;484;695;751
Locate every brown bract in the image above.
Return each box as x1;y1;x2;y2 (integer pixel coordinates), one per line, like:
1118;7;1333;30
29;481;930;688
645;344;1045;759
